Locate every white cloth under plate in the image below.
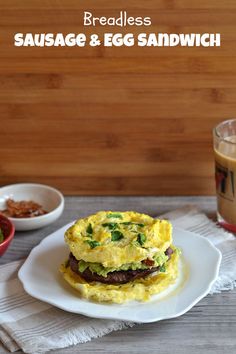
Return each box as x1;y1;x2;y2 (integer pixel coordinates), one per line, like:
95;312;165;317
1;206;236;353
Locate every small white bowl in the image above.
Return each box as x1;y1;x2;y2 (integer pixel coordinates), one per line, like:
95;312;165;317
0;183;64;231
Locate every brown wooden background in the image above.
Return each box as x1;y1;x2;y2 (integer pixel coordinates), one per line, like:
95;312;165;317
0;0;236;195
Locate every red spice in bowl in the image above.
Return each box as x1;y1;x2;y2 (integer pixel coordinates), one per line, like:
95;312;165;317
0;214;15;256
1;199;47;218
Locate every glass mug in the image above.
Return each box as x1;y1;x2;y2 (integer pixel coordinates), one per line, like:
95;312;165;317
214;119;236;232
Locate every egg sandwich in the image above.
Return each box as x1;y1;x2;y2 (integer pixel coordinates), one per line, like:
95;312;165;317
60;211;180;303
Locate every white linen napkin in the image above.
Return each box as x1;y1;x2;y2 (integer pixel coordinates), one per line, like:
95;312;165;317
1;206;236;354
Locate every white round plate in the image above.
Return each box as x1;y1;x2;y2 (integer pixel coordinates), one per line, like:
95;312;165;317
18;223;221;323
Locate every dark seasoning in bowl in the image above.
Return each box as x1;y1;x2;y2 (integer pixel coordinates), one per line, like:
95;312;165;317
0;199;48;218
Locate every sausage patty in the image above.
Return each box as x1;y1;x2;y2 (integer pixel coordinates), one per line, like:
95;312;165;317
69;247;173;285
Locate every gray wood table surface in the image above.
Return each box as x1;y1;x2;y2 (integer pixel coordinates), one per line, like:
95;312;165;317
1;196;236;354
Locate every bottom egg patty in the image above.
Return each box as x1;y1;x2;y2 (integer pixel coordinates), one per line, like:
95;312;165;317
60;251;179;303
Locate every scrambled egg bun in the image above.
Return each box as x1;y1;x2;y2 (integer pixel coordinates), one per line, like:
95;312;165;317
60;211;180;303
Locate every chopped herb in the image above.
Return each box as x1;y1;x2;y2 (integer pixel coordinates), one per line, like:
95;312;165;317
86;223;93;235
102;222;118;230
111;230;124;241
0;228;4;244
137;233;146;246
86;240;100;249
107;213;123;219
121;222;144;227
159;264;166;273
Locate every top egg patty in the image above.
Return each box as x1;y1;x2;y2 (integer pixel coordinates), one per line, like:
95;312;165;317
65;211;172;268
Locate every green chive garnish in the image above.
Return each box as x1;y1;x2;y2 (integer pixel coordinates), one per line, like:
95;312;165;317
121;222;144;227
107;213;123;219
86;223;93;236
111;230;124;241
102;222;118;230
137;233;146;246
86;240;100;249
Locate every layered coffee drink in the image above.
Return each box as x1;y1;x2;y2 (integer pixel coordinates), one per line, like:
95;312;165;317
214;120;236;231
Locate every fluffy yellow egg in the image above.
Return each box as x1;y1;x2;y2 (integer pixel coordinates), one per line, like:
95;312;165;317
65;211;172;268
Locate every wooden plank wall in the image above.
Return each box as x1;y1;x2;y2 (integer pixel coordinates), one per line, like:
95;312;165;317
0;0;236;195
